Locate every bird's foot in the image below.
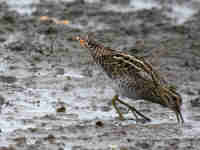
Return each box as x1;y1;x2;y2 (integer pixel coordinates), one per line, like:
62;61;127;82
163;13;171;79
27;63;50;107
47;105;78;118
117;113;126;121
112;94;151;123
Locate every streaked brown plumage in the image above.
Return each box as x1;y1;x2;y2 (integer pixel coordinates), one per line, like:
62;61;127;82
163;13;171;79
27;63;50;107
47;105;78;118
76;34;184;123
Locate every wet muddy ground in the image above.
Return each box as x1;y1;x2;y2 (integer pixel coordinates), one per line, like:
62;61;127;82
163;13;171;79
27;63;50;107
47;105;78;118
0;0;200;149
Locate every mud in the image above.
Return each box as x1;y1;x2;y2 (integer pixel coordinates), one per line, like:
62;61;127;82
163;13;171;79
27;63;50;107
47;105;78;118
0;0;200;149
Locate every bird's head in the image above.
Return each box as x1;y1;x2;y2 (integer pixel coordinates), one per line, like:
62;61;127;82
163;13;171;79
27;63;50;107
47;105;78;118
76;33;95;48
158;86;184;123
76;36;88;48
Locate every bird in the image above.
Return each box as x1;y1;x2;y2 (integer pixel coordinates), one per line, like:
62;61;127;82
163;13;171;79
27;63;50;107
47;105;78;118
76;34;184;123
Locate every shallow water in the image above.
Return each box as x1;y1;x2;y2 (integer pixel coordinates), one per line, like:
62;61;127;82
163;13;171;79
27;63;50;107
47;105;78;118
165;3;197;24
130;0;161;10
0;52;200;137
5;0;39;15
105;0;197;24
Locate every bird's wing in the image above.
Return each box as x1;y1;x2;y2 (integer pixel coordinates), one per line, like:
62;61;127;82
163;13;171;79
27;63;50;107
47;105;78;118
105;52;166;85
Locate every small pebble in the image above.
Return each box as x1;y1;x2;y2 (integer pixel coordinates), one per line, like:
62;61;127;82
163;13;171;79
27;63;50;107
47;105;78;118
44;134;56;143
96;120;104;127
56;106;66;113
191;97;200;107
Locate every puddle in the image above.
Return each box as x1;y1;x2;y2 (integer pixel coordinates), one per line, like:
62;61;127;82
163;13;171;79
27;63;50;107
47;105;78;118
0;88;56;133
5;0;39;15
104;0;197;24
130;0;161;10
3;0;198;24
4;0;99;16
64;144;73;150
103;0;161;12
0;57;9;73
0;136;10;147
103;0;160;12
59;70;84;79
0;118;35;133
165;3;197;24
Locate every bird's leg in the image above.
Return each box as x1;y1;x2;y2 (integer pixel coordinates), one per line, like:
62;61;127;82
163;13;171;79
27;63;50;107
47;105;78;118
175;112;180;123
112;95;125;120
175;111;184;124
126;108;139;122
119;106;141;123
115;96;151;122
179;112;184;124
131;109;140;123
112;95;151;122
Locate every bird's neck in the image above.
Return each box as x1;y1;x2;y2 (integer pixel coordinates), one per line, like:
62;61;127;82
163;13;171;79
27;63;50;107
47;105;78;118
86;40;106;62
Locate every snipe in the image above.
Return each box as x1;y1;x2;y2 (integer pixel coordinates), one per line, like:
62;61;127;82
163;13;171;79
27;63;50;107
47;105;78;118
76;34;184;123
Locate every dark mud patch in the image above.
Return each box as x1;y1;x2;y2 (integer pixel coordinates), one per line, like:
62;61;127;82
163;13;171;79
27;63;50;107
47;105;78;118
0;0;200;149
